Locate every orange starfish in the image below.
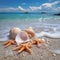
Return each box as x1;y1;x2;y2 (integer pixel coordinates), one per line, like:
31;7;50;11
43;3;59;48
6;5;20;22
32;38;45;47
13;42;32;54
4;40;16;47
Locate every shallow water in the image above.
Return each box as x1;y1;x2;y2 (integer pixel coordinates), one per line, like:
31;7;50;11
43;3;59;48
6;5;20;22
0;13;60;41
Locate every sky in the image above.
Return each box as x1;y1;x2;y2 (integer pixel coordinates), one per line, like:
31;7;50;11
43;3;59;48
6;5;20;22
0;0;60;12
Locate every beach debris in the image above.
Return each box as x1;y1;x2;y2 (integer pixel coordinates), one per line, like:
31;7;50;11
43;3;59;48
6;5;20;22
50;49;60;54
22;54;25;57
4;39;16;47
52;53;56;57
32;38;45;47
40;55;43;59
13;42;32;54
25;27;35;38
10;27;21;39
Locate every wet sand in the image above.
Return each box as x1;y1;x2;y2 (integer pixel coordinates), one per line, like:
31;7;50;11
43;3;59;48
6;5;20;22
0;38;60;60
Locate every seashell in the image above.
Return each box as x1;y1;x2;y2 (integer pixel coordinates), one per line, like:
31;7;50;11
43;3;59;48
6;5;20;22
10;27;21;39
25;27;35;38
15;31;30;45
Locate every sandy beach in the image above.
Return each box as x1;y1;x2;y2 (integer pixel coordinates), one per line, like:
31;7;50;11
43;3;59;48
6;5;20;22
0;38;60;60
0;0;60;60
0;27;60;60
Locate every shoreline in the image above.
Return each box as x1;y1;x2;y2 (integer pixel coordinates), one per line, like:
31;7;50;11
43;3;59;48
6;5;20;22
0;22;60;60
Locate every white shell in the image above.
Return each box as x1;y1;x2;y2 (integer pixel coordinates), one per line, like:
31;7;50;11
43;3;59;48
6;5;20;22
25;27;35;38
10;27;21;39
15;31;30;45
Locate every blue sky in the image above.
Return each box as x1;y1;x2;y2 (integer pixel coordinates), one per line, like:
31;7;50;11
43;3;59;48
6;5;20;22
0;0;60;12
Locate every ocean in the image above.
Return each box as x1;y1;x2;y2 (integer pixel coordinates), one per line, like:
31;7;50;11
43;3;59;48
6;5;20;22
0;13;60;41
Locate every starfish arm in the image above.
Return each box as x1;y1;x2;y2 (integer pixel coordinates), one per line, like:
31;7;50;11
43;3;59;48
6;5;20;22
4;41;9;45
32;40;36;44
11;40;16;44
24;43;32;48
4;39;16;47
37;41;40;45
18;47;24;54
40;39;45;43
14;43;32;54
26;46;32;54
13;45;22;51
36;41;42;47
28;44;32;48
32;39;44;45
27;43;32;48
5;42;11;48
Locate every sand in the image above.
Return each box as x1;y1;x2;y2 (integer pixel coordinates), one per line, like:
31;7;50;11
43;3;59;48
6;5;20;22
0;38;60;60
0;27;60;60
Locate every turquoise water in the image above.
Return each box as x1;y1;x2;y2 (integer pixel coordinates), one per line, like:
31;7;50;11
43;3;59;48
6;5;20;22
0;13;60;41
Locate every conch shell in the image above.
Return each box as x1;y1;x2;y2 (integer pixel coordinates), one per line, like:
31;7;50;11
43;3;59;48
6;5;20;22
10;27;21;39
25;27;35;38
15;31;30;45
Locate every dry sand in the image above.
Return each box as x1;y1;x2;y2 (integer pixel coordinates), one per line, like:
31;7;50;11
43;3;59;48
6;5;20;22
0;38;60;60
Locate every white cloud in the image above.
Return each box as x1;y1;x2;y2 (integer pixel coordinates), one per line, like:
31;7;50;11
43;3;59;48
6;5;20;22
0;6;28;12
6;7;18;11
29;6;42;11
18;6;25;11
52;1;60;5
0;1;60;12
41;1;60;12
52;7;60;12
42;3;52;8
0;7;18;12
42;1;60;8
29;1;60;11
18;6;29;12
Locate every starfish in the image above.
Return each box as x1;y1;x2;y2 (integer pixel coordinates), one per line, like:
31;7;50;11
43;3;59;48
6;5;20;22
32;38;45;47
4;40;16;47
13;42;32;54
